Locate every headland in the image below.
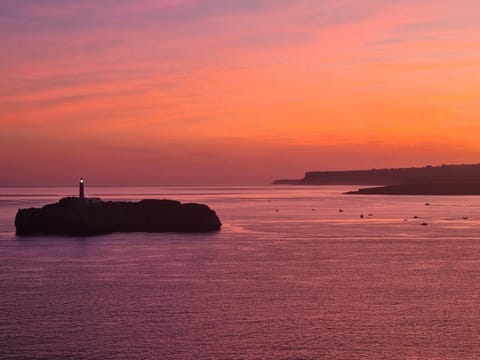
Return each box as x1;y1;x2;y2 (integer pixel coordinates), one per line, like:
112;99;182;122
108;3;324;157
274;163;480;195
273;163;480;186
345;182;480;195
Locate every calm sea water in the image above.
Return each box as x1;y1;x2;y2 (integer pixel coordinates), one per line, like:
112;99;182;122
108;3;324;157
1;185;480;359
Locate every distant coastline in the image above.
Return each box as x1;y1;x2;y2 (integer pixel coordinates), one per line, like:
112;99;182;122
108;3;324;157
273;163;480;186
273;163;480;195
345;182;480;195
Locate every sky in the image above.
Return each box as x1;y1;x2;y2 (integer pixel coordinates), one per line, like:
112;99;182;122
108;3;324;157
1;0;480;185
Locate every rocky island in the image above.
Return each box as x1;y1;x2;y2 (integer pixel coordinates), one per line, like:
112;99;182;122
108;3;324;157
15;178;222;236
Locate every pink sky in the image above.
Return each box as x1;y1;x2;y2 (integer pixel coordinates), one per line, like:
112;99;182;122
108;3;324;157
1;0;480;185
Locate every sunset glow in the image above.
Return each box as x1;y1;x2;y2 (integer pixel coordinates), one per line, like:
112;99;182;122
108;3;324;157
2;0;480;185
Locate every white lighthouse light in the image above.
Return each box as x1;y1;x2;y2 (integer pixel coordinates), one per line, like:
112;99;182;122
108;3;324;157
79;177;85;198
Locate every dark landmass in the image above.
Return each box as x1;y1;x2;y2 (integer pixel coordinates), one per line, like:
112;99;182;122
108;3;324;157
15;197;222;236
273;163;480;185
345;182;480;195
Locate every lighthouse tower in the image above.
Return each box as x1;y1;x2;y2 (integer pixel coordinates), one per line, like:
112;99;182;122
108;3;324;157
79;178;85;198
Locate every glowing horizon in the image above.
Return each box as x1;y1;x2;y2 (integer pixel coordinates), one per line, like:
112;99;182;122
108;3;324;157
2;0;480;186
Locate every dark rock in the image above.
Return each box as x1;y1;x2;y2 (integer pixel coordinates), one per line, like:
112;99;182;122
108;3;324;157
15;197;222;236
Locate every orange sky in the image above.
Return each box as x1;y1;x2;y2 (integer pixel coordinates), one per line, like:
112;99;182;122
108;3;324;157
1;0;480;185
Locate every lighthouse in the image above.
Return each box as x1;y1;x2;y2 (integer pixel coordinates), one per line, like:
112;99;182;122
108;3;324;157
79;178;85;198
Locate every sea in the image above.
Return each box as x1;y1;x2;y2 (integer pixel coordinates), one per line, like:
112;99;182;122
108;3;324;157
1;185;480;359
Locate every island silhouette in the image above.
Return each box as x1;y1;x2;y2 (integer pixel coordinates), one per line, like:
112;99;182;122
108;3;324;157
15;178;222;236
